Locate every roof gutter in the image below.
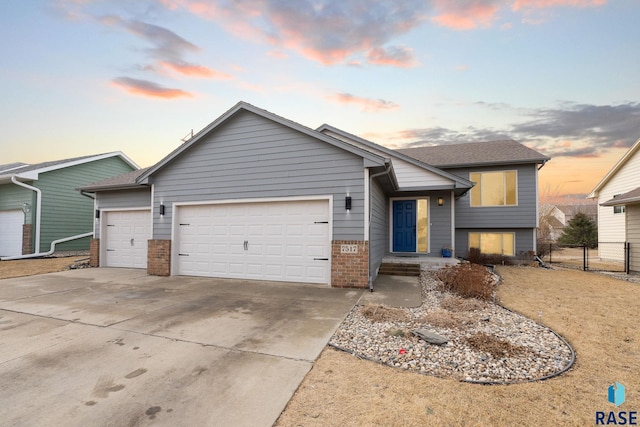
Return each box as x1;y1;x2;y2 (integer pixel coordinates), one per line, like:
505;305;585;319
10;176;41;253
367;161;393;292
1;232;93;261
538;159;549;170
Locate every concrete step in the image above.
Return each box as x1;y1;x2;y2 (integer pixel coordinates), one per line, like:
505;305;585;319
378;262;421;277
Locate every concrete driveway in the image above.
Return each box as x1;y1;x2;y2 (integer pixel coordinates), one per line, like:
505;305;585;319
0;268;362;426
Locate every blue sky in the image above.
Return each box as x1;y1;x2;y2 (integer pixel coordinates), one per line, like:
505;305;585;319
1;0;639;197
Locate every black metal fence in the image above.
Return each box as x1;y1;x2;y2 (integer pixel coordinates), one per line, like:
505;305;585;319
539;242;630;273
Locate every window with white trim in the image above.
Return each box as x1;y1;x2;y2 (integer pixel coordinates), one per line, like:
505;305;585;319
470;171;517;207
469;232;515;256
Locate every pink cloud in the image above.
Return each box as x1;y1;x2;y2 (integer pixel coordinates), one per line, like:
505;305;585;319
111;77;193;99
512;0;606;11
158;61;233;79
431;1;501;30
367;46;416;68
330;93;399;112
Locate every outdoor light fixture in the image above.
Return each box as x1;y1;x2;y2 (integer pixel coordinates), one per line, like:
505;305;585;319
95;209;100;219
159;204;166;216
345;196;352;211
437;197;444;207
22;202;31;214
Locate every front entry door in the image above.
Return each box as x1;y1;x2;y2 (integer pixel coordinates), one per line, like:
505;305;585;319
393;200;416;252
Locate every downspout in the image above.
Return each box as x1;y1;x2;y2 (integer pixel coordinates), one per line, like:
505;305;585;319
1;232;93;261
367;161;393;292
11;176;41;253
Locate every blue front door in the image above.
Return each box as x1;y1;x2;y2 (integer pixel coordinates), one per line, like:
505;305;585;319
393;200;416;252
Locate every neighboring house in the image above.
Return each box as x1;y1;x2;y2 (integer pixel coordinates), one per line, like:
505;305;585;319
543;204;598;241
588;137;640;270
0;153;139;258
81;102;549;288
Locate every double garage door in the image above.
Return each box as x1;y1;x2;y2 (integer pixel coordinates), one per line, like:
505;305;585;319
175;199;331;284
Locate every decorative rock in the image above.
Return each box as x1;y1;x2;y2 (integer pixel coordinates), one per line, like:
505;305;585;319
413;329;449;345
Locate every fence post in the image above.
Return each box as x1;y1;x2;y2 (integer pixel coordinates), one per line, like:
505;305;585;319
583;244;588;271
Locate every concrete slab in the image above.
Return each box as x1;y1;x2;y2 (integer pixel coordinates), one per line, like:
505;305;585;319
0;269;363;427
360;275;423;308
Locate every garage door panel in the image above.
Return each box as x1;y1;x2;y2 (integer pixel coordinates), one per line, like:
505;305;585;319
0;210;25;257
176;200;330;283
103;210;150;269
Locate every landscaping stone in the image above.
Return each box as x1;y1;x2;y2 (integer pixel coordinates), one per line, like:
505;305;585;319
413;329;449;345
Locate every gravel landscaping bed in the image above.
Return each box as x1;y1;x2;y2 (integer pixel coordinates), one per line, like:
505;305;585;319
329;272;574;383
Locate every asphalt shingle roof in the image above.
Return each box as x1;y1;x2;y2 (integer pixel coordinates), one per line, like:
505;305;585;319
0;154;113;176
80;167;150;191
601;186;640;206
398;140;550;168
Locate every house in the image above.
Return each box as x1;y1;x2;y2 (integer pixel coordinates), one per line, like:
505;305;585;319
0;153;139;258
588;137;640;270
80;102;549;288
542;204;598;242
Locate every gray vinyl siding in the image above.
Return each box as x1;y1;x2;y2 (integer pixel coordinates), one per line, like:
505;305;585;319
0;183;35;224
151;110;366;240
446;164;539;228
95;188;151;238
34;157;135;251
627;204;640;272
429;191;454;255
455;228;534;258
369;178;388;280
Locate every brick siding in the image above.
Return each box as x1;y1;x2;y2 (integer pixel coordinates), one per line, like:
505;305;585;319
331;240;369;288
148;239;171;276
22;224;32;255
89;238;100;267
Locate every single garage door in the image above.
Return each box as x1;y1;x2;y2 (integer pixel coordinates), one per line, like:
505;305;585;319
176;199;331;284
102;210;151;268
0;210;24;257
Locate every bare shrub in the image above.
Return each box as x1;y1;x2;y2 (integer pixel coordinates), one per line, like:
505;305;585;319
467;248;513;266
440;294;487;312
359;304;410;323
386;328;411;338
422;310;465;330
466;332;525;359
434;263;496;301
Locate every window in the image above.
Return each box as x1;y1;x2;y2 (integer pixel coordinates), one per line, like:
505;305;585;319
469;232;515;256
470;171;517;207
614;206;625;214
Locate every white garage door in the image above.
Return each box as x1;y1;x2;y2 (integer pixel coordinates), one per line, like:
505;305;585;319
0;210;24;257
176;199;331;284
103;210;151;269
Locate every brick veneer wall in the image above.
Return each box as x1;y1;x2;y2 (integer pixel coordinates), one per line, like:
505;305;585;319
148;239;171;276
89;238;100;267
22;224;33;255
331;240;369;288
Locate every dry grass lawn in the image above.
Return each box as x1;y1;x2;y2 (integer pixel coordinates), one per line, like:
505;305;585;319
0;256;84;279
276;266;640;426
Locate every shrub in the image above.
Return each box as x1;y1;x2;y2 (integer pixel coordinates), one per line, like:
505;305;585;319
422;309;466;329
360;304;410;322
439;294;487;312
466;332;524;359
467;248;513;266
434;263;496;301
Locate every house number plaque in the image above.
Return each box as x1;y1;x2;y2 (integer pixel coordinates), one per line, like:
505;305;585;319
340;244;358;254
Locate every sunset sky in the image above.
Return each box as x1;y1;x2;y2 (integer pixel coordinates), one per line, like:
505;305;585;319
2;1;639;198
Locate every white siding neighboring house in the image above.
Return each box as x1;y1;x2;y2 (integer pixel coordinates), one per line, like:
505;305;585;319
588;137;640;266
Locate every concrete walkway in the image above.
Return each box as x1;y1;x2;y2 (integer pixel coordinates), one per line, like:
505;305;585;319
358;274;423;308
0;269;362;427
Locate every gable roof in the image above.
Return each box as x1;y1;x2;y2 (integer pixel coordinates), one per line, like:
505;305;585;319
80;167;150;192
137;101;389;184
398;140;550;168
600;186;640;206
0;152;139;184
588;136;640;198
317;124;473;191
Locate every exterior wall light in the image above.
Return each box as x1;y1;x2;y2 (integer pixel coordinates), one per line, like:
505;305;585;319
159;204;166;216
22;202;31;214
95;209;100;219
437;197;444;207
345;196;352;211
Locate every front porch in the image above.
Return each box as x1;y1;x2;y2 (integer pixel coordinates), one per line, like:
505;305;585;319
381;254;459;272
